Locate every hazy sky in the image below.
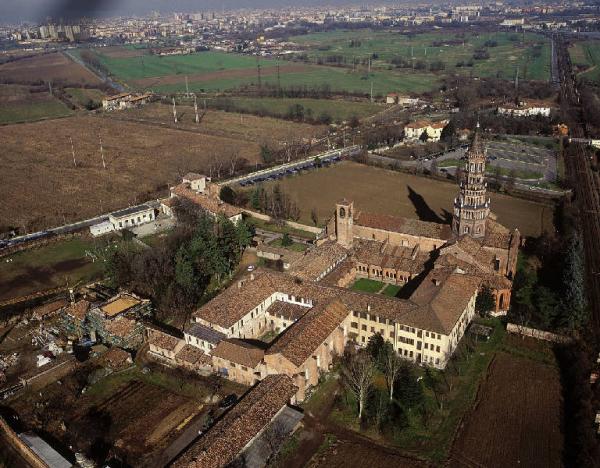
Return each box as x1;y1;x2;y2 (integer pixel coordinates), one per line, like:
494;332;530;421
1;0;361;23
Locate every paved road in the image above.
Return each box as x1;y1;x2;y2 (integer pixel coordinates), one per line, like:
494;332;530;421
5;201;161;247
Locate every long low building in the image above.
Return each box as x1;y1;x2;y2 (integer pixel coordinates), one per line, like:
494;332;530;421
172;375;300;468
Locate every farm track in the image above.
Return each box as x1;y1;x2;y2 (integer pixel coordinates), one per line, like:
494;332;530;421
557;36;600;332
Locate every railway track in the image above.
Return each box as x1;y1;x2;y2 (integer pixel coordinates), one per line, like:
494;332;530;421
556;36;600;333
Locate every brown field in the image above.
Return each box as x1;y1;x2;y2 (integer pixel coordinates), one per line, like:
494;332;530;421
0;52;101;86
122;103;325;143
248;161;554;237
0;111;321;231
132;63;312;88
450;350;562;468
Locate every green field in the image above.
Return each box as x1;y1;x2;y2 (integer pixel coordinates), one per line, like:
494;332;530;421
290;30;551;81
93;50;258;81
151;64;439;96
210;96;383;122
0;99;72;125
569;40;600;83
0;237;108;301
84;47;439;95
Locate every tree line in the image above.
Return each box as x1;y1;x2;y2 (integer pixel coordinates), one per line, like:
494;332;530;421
105;199;253;326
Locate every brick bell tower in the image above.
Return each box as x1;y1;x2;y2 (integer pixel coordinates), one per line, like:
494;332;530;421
452;125;490;238
336;199;354;247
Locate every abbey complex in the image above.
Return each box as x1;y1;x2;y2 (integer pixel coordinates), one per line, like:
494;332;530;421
145;128;522;415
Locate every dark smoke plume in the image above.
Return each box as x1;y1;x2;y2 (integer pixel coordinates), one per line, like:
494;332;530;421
44;0;118;20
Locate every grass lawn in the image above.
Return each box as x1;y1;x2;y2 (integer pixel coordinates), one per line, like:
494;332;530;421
269;238;308;252
351;278;385;293
382;284;402;297
0;237;112;302
211;96;383;122
0;98;72;125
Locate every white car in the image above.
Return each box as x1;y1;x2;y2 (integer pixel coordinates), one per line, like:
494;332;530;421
247;265;255;272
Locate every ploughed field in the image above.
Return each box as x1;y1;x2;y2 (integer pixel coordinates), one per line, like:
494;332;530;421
244;161;554;238
0;51;101;86
0;110;318;232
450;347;562;468
0;83;73;124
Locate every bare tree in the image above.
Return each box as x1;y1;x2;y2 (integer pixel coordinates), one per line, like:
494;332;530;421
382;345;402;401
342;350;375;420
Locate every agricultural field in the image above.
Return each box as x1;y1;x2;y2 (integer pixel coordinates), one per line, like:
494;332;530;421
450;340;562;467
0;51;101;86
0;237;110;302
81;47;439;95
122;102;324;143
208;96;383;122
243;161;554;238
8;364;245;466
569;40;600;83
0;84;73;124
290;29;551;82
0;110;320;232
65;87;105;107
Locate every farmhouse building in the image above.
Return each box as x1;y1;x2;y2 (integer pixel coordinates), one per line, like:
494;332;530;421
404;119;449;141
497;100;555;118
108;205;156;231
102;92;153;111
168;174;243;224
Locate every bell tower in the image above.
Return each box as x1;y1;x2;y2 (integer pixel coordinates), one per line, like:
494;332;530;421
336;199;354;247
452;126;490;238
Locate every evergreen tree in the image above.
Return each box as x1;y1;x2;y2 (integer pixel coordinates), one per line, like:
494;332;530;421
561;234;588;331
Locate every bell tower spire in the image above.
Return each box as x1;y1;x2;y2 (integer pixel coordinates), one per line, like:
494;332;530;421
452;126;490;238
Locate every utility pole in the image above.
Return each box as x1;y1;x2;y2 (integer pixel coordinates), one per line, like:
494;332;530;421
185;76;190;96
172;97;178;123
370;81;374;103
194;94;199;123
69;136;76;167
368;57;371;74
48;81;53;96
99;135;106;170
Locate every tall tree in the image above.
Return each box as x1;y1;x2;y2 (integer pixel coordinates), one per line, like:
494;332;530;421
380;342;402;401
342;351;375;420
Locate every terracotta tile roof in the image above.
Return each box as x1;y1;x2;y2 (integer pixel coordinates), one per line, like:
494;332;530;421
406;119;432;129
211;339;264;368
194;268;479;337
32;299;68;318
319;258;355;286
100;347;132;369
32;299;68;319
267;300;349;367
173;375;298;468
353;239;430;273
172;183;242;219
354;212;452;241
183;172;206;181
147;328;181;351
410;268;481;334
266;301;310;321
482;218;513;249
104;316;137;338
289;241;348;281
66;300;90;321
176;345;211;366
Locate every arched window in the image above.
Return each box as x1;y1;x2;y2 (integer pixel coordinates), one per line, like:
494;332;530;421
339;207;346;218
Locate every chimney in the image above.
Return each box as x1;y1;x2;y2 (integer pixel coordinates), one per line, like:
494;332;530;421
250;273;255;281
237;281;243;289
367;304;371;312
433;278;441;286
